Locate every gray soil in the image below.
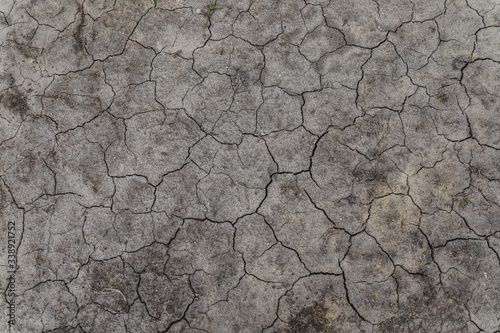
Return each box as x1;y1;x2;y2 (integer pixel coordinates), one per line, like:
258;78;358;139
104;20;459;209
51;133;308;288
1;0;500;332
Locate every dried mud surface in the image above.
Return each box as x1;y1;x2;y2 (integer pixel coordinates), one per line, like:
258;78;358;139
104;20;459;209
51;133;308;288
1;0;500;332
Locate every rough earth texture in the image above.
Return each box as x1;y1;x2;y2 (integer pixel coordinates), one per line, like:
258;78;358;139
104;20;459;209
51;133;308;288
1;0;500;332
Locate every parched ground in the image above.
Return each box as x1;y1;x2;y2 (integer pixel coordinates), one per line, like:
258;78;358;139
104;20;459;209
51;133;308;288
1;0;500;332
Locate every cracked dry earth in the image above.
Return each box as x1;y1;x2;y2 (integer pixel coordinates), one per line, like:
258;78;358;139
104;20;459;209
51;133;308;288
1;0;500;332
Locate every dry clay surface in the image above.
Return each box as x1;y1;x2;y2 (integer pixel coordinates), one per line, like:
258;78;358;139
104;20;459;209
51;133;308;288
1;0;500;332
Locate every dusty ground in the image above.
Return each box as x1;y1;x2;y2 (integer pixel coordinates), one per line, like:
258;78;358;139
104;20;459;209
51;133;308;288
1;0;500;332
